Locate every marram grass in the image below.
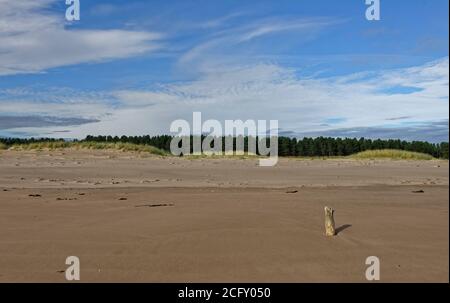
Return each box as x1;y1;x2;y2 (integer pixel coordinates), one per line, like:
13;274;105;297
2;142;439;160
350;149;435;160
7;141;167;156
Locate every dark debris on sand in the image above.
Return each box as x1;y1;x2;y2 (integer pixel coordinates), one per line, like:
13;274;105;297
135;203;174;208
412;190;425;193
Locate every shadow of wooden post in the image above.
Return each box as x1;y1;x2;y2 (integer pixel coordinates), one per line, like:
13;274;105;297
335;224;352;235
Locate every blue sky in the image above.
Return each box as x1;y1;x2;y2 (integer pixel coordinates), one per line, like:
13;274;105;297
0;0;448;141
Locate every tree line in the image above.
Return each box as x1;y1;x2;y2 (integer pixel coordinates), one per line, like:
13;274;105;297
1;135;448;159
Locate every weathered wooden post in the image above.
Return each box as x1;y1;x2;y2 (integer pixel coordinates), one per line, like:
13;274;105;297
324;206;336;236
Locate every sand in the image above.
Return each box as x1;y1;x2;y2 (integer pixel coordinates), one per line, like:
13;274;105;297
0;149;448;282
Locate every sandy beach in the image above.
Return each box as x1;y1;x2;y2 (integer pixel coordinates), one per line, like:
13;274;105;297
0;149;448;282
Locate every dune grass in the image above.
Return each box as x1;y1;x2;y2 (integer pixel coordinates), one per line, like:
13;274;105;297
74;142;167;155
9;141;72;150
7;141;167;156
350;149;435;160
2;142;438;160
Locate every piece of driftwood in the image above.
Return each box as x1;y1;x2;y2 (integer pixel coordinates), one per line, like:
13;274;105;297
324;206;336;236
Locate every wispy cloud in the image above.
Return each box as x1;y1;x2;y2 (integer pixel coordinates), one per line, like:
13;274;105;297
281;120;449;143
2;58;447;140
199;12;247;29
0;115;99;130
238;18;335;42
0;87;116;120
0;0;163;76
179;17;338;66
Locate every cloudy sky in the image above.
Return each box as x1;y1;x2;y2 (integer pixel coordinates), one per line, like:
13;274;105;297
0;0;448;142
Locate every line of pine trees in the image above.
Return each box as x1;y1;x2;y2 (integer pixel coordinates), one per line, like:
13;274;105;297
85;135;450;159
1;135;447;159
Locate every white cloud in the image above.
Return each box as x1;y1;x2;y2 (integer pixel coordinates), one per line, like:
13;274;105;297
198;12;247;29
0;87;115;120
0;0;163;75
3;58;448;140
0;6;447;141
238;18;333;42
179;17;337;66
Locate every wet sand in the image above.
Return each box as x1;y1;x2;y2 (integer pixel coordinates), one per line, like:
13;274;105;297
0;149;448;282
